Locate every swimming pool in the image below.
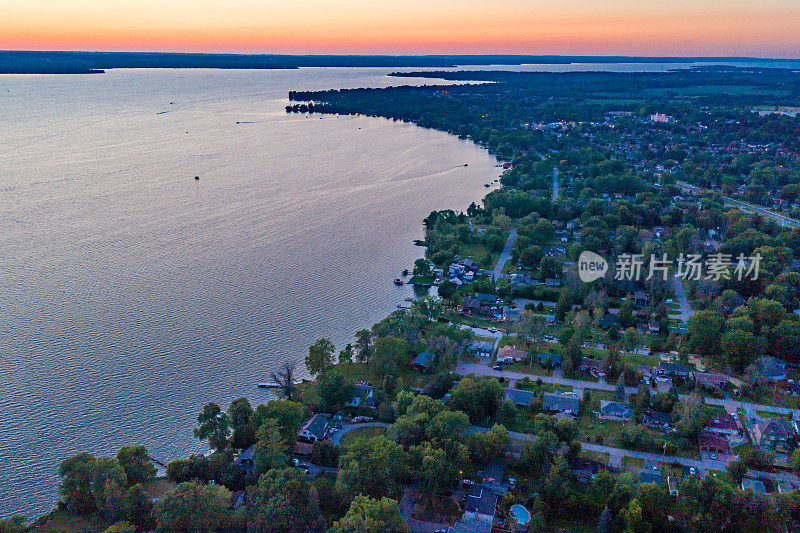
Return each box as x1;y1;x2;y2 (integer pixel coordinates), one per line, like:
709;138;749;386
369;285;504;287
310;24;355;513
510;503;531;525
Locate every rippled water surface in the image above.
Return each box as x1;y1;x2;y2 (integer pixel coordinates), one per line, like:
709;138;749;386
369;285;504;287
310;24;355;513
0;67;500;517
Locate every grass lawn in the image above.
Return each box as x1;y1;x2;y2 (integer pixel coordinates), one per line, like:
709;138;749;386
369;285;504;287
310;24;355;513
622;456;645;470
756;410;791;419
339;426;386;447
621;351;660;368
580;449;610;464
515;376;573;394
504;360;552;377
577;414;699;459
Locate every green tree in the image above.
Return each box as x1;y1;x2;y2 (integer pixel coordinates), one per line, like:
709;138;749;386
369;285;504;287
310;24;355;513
59;452;97;514
336;436;407;499
253;419;289;475
306;337;335;376
329;495;409;533
355;329;372;364
246;468;322;532
687;310;724;356
123;483;153;531
339;343;355;364
675;392;707;439
721;329;757;372
318;373;355;411
194;402;230;451
92;457;128;522
103;522;136;533
250;400;305;445
0;516;25;533
116;445;156;486
153;482;231;533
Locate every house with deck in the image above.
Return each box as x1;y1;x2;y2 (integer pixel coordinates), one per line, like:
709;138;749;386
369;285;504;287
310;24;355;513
543;392;580;415
600;401;633;421
298;413;329;443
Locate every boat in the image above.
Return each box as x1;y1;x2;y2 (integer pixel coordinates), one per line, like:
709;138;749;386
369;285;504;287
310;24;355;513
463;163;469;167
404;297;414;302
394;279;404;285
402;269;409;276
484;183;491;187
257;382;275;389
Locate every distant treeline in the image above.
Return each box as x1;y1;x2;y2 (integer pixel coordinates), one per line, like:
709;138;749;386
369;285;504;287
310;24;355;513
0;51;774;74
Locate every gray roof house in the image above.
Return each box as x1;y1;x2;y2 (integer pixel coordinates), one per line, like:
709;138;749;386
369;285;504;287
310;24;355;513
542;392;580;414
412;351;436;371
506;388;536;407
538;352;562;368
754;356;787;382
600;401;633;421
298;413;329;442
468;340;495;357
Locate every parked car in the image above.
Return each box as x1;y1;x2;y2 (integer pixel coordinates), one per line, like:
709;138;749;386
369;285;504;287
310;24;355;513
493;364;503;371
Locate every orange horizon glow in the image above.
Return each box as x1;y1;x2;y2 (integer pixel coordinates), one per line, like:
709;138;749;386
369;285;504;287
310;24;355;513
2;0;800;57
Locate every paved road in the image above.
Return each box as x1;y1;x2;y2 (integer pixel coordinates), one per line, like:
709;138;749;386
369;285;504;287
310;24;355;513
457;361;800;420
328;422;392;445
671;276;695;322
552;168;560;201
677;180;800;229
492;228;517;280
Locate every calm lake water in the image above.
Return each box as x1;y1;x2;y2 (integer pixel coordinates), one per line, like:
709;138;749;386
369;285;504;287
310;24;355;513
3;59;797;518
0;67;499;518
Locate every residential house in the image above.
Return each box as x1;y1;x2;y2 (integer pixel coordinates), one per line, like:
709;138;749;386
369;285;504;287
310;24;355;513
346;382;375;408
694;372;730;390
698;433;732;455
638;471;662;485
545;277;562;287
298;413;329;443
646;410;672;429
474;292;498;305
753;356;788;382
648;321;660;334
655;362;689;381
741;478;768;495
496;345;527;363
538;352;562;368
667;476;679;497
482;462;506;491
598;313;620;330
468;340;495;358
506;388;536;407
542;392;580;415
236;445;255;472
461;485;498;531
634;290;649;307
600;401;633;421
502;305;520;321
580;358;606;378
753;416;796;451
704;412;743;438
411;351;436;372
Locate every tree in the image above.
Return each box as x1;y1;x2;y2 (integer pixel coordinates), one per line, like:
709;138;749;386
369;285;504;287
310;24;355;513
59;452;97;514
448;376;504;422
426;410;470;442
269;360;299;401
123;483;153;531
413;258;432;277
615;374;627;403
306;337;335;376
468;424;510;463
318;372;355;411
598;505;613;533
253;419;289;475
166;459;193;483
250;400;305;445
336;436;407;499
329;495;409;533
153;482;231;533
437;279;457;300
727;459;748;483
0;516;25;533
194;402;230;451
92;457;128;522
246;468;322;532
371;336;410;378
339;343;355;364
675;392;707;439
721;329;757;373
687;310;724;356
116;445;156;486
103;523;136;533
355;329;372;364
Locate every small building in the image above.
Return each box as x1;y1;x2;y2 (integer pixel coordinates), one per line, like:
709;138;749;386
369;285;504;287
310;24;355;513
346;382;375;408
236;445;255;472
542;392;580;415
474;292;498;305
741;478;768;495
646;410;672;429
462;484;498;529
545;277;562;287
580;358;606;377
468;340;495;358
598;313;620;330
753;356;788;382
411;351;436;371
634;290;649;307
298;413;329;443
694;372;730;390
600;401;633;421
648;321;661;334
638;471;662;485
667;476;679;497
655;362;689;380
753;416;796;450
506;388;536;407
538;352;562;368
704;412;742;438
496;345;527;363
698;433;732;455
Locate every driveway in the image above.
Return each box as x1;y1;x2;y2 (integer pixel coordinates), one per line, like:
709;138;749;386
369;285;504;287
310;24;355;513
670;276;695;322
492;229;517;280
327;422;392;445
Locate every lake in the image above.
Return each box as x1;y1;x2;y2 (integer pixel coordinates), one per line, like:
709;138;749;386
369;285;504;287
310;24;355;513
0;67;500;518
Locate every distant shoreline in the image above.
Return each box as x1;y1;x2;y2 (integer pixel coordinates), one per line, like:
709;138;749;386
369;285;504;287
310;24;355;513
1;51;792;75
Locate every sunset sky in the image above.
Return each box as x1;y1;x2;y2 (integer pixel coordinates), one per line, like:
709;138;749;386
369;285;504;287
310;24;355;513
2;0;799;57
